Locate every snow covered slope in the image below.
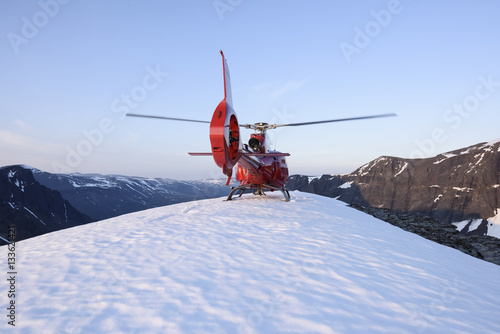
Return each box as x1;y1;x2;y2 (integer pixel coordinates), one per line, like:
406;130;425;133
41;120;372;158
1;192;499;333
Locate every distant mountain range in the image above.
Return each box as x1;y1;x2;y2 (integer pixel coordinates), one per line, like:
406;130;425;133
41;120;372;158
32;169;230;220
287;138;500;239
2;138;499;247
0;165;93;244
0;165;229;244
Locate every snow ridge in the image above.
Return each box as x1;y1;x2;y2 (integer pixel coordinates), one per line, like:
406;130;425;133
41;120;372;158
1;192;499;334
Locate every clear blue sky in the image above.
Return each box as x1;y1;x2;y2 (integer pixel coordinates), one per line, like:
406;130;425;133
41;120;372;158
1;0;499;180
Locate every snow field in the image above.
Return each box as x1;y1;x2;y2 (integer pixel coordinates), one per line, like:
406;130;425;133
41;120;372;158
1;192;499;333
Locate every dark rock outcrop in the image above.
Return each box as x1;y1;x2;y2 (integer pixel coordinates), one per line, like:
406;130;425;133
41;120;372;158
0;165;93;244
288;139;500;234
351;204;500;266
287;139;500;264
348;140;500;224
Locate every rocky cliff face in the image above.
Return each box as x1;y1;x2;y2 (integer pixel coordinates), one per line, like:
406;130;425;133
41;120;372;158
287;139;500;237
0;165;93;244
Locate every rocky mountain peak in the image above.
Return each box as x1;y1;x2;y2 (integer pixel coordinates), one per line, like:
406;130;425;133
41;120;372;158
287;138;500;238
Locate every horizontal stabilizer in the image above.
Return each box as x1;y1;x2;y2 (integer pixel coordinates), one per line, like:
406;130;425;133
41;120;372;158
243;152;290;157
188;152;213;156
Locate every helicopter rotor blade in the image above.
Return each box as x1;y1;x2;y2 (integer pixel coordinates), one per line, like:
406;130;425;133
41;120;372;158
272;113;397;128
126;113;210;124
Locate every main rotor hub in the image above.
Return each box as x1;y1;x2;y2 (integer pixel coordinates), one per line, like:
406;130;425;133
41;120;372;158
242;122;277;133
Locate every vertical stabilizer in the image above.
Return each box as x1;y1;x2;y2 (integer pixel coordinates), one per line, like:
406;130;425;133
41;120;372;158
220;50;233;107
210;51;241;184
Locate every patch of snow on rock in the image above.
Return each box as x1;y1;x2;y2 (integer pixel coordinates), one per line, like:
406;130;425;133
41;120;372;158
339;181;353;189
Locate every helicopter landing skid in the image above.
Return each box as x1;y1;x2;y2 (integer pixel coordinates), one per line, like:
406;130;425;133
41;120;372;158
226;184;290;202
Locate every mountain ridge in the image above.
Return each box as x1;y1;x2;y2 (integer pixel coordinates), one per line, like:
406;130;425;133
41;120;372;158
32;167;230;220
287;138;500;238
1;192;499;333
0;165;230;244
2;139;498;246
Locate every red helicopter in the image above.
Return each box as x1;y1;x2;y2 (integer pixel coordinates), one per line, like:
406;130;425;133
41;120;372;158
127;51;396;201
